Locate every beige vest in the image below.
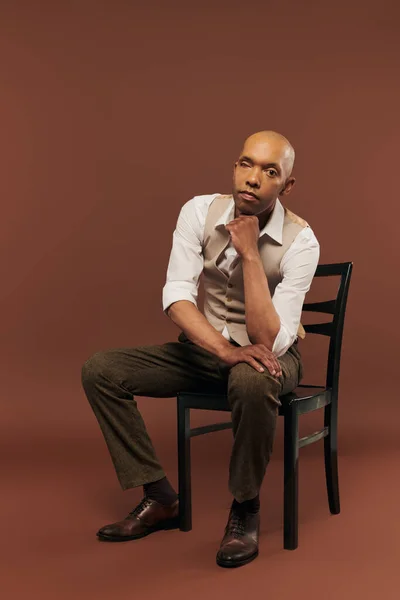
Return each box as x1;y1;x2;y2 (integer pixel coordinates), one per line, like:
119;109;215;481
202;194;308;347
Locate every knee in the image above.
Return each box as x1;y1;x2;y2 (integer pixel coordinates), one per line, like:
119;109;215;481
81;350;114;387
228;362;281;411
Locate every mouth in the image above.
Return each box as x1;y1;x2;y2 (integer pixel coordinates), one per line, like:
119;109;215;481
239;191;258;201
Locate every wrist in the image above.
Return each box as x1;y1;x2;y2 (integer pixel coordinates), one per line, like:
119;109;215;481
217;342;235;361
241;250;260;263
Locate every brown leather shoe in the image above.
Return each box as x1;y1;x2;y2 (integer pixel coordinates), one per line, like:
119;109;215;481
216;507;260;568
97;497;179;542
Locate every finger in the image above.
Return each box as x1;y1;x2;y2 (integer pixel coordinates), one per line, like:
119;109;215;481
272;360;282;377
252;347;282;377
264;353;282;377
253;349;280;376
271;357;282;377
258;356;277;376
248;358;265;373
265;361;279;376
262;356;281;377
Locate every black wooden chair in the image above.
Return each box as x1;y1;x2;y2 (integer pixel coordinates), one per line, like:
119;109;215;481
177;261;353;550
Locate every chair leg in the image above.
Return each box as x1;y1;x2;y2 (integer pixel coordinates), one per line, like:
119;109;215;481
177;397;192;531
284;403;299;550
324;403;340;514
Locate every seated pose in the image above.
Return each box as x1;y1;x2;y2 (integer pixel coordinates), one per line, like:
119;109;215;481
81;130;320;568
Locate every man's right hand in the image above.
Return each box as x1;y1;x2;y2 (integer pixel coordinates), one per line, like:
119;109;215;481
219;344;282;377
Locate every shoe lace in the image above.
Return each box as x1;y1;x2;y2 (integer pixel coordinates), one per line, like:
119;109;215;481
226;511;246;539
126;496;153;519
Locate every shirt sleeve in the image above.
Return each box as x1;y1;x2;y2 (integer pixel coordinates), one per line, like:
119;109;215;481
162;197;205;315
271;227;320;357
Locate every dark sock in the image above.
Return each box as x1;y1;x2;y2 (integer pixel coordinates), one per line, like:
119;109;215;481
143;476;178;506
232;494;260;514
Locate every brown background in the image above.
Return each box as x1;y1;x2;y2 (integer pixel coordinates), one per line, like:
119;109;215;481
1;1;399;598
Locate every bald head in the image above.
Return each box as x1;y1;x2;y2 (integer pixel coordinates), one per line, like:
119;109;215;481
232;130;297;217
240;130;295;178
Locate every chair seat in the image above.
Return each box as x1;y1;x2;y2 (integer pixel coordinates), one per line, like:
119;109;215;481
178;385;329;415
279;385;329;415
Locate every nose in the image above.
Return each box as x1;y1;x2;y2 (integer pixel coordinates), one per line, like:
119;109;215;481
246;167;261;188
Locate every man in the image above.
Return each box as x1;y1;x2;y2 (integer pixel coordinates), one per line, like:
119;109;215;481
81;130;320;568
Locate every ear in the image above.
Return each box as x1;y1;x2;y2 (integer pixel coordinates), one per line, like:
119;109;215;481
279;177;296;196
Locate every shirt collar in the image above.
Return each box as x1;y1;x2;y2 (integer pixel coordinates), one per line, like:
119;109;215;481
215;195;284;245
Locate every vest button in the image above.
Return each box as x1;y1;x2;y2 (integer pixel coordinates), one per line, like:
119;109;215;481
228;283;233;288
226;319;230;323
226;297;232;302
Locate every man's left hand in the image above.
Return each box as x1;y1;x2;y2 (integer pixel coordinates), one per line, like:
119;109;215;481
225;215;260;258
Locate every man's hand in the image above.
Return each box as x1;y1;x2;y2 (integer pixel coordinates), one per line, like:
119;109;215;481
219;344;282;377
225;215;260;258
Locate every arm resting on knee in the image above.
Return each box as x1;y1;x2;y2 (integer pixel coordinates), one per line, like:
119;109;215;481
167;300;232;360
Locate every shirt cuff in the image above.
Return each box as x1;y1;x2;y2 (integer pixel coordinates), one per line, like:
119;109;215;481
162;290;198;315
272;322;296;358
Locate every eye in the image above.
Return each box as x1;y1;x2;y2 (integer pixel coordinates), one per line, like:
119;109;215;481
240;160;251;168
265;168;277;177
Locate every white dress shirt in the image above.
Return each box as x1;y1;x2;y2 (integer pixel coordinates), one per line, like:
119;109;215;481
163;193;320;357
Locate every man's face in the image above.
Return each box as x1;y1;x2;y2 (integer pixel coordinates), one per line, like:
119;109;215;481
232;137;295;216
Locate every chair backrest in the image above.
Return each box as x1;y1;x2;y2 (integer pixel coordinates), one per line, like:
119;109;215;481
302;262;353;395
